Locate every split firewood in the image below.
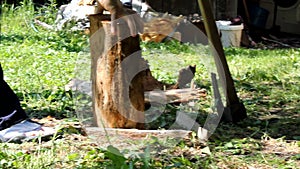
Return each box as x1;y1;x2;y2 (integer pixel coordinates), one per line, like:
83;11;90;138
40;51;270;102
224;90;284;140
86;127;192;137
171;65;196;89
141;13;184;42
142;65;197;91
64;78;207;104
145;88;207;104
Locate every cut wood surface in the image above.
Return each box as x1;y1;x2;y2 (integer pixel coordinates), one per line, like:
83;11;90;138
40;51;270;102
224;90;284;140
145;88;207;103
64;79;206;104
86;127;192;138
85;127;192;150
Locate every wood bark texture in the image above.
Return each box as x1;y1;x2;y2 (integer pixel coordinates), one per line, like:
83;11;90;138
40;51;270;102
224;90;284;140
89;14;145;129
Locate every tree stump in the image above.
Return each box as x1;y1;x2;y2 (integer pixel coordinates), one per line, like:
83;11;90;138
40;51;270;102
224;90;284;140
89;14;145;129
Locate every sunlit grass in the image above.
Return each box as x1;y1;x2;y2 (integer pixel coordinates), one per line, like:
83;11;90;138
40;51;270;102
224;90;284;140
1;1;89;118
0;0;299;168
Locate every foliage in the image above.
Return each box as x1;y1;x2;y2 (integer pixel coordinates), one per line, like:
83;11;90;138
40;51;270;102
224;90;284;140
1;0;89;118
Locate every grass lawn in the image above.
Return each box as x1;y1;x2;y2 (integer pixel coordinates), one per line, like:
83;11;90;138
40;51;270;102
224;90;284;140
0;1;299;168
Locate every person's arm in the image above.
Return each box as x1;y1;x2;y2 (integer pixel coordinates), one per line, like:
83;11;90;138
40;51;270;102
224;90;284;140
96;0;143;36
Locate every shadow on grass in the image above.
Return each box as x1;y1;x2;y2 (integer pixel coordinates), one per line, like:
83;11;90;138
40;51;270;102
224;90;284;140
0;33;28;43
211;115;300;142
210;80;300;142
16;80;299;142
16;89;76;119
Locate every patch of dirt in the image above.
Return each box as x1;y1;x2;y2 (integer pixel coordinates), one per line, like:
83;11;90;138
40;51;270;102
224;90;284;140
261;136;300;167
262;137;299;155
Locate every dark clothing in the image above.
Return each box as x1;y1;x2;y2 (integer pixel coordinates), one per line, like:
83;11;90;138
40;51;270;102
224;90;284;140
0;64;28;130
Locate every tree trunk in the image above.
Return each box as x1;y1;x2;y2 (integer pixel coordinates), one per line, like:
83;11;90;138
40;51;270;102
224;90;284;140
89;14;145;129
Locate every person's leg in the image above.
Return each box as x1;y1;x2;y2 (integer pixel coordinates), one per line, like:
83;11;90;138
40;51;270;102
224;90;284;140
0;64;28;130
0;64;2;80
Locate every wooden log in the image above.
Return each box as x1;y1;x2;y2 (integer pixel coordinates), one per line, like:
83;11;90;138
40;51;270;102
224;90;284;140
89;14;145;129
85;127;192;150
145;88;207;104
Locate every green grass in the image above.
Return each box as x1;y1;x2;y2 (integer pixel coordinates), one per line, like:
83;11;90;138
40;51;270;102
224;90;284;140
1;1;300;168
1;0;89;118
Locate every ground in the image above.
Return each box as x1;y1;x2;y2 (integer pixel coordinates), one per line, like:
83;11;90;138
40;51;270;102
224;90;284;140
0;1;299;168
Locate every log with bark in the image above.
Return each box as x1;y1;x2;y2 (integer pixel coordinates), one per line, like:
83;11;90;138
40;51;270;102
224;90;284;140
89;14;201;129
89;14;146;129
